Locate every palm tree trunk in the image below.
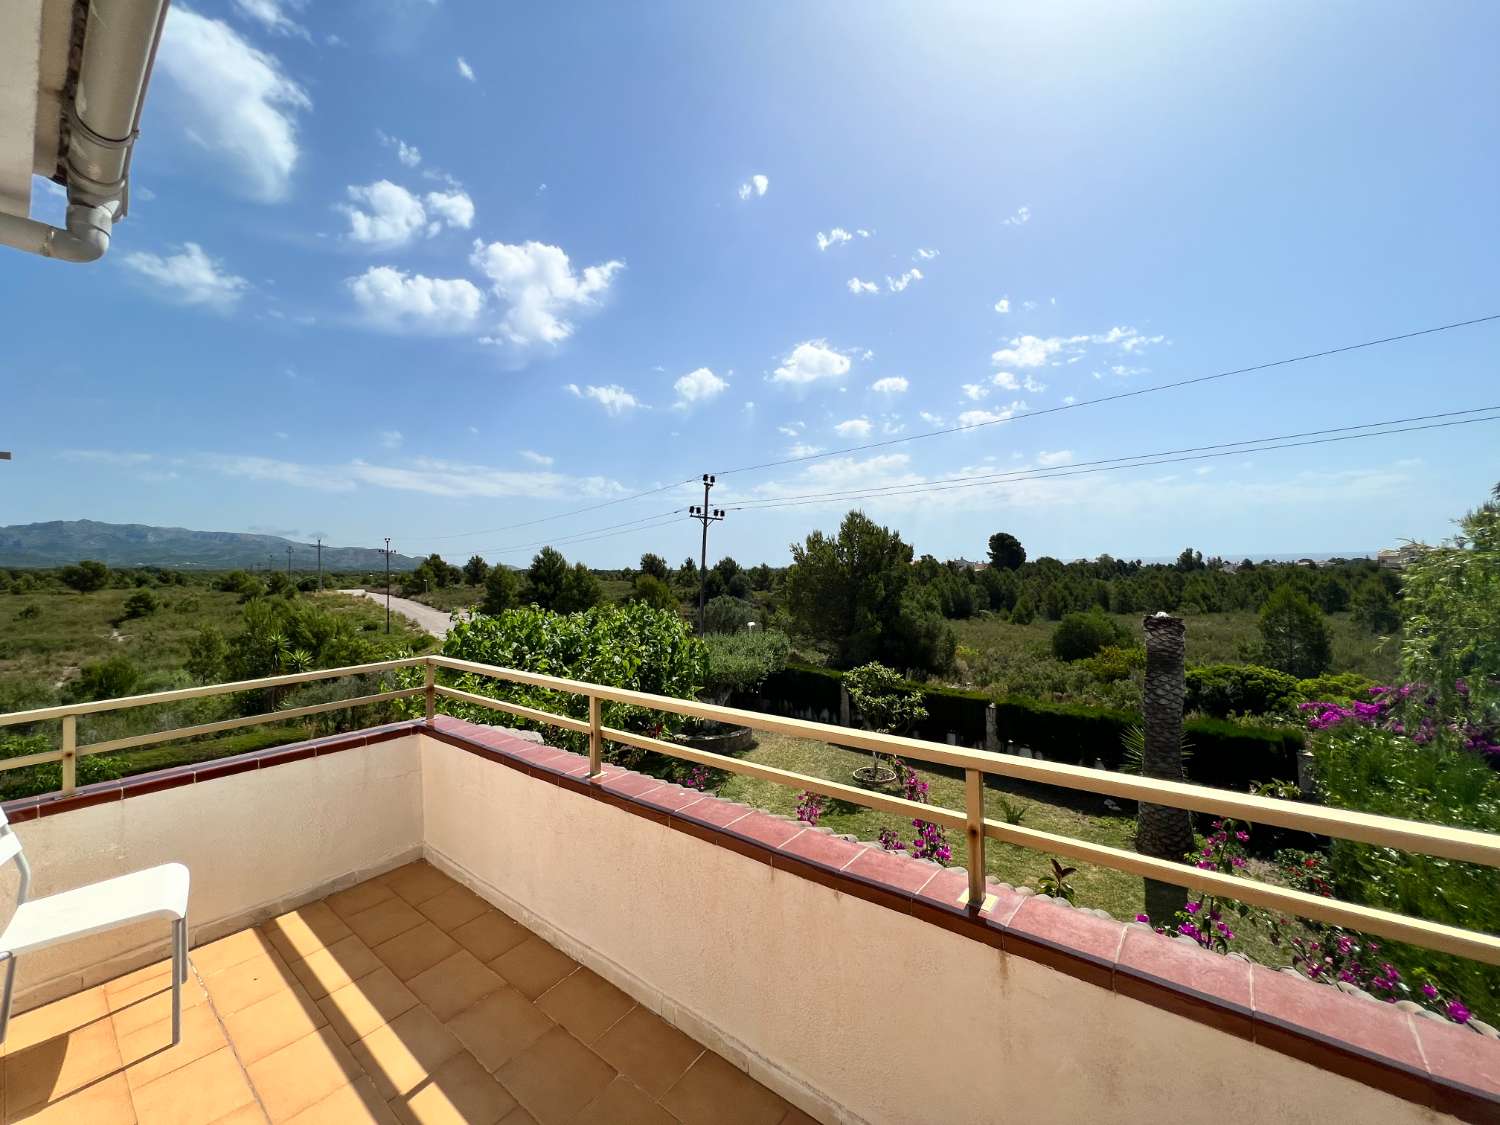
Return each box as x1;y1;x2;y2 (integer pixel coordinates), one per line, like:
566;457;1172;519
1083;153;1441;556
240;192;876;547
1139;613;1193;924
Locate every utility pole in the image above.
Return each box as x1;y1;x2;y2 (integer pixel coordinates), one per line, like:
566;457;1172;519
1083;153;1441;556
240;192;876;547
286;545;292;580
384;537;392;634
315;538;323;591
687;473;725;634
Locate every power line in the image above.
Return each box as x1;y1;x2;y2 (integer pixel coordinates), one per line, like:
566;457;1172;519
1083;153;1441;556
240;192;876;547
409;478;697;542
726;406;1500;510
711;313;1500;479
726;410;1500;513
483;511;688;558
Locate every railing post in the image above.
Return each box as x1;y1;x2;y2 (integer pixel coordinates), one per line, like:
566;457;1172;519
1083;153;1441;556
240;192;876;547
61;714;77;794
964;767;985;913
588;694;603;778
424;662;436;726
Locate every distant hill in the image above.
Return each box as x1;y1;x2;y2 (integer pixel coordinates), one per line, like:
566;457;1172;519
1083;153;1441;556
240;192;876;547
0;520;423;571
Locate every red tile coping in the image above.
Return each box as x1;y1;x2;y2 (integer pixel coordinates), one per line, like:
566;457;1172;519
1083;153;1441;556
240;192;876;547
3;714;1495;1120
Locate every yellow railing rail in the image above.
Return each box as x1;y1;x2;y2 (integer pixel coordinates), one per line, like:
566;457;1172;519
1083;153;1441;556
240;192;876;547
3;653;1498;967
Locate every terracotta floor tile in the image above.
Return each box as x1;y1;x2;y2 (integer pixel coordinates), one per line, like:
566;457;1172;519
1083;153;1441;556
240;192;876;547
327;880;397;920
211;1105;272;1124
382;863;459;907
496;1026;615;1125
4;1017;122;1112
246;1025;365;1122
372;922;460;982
662;1052;792;1125
534;969;633;1044
109;973;211;1039
408;951;506;1021
489;938;578;1001
450;911;529;963
592;1006;704;1098
288;936;383;1000
317;967;419;1045
264;903;354;963
777;1105;821;1124
443;987;553;1073
117;1001;227;1091
204;952;298;1016
345;898;428;948
224;985;329;1065
416;885;489;933
389;1050;517;1124
284;1075;400;1125
192;928;278;977
8;1071;136;1125
103;959;174;999
498;1107;539;1125
131;1045;258;1125
573;1076;676;1125
347;1005;464;1101
1;987;109;1052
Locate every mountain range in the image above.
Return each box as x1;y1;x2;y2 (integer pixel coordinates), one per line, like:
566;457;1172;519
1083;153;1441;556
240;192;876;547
0;520;422;571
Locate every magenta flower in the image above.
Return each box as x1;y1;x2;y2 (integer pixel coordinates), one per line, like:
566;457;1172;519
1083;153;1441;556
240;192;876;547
1447;1000;1471;1024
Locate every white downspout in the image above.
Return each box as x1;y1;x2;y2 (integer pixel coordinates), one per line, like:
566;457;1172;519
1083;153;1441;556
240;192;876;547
0;0;169;263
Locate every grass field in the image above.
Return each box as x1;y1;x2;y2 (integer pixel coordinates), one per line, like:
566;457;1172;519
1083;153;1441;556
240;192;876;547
716;730;1295;963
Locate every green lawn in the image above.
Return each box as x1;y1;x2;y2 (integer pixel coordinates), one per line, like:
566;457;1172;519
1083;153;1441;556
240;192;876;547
715;729;1294;964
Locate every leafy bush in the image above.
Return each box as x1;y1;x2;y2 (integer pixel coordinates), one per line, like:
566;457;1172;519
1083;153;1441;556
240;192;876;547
702;630;790;704
1258;586;1332;677
0;733;123;801
1050;611;1129;662
845;662;926;735
702;595;755;635
123;589;159;619
1294;671;1374;707
1079;644;1144;683
1186;663;1301;718
630;574;678;612
438;603;706;763
64;655;140;702
186;626;229;684
60;559;110;592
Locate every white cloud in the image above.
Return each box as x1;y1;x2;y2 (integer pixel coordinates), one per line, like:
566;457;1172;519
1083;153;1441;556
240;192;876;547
991;334;1087;368
919;411;944;425
847;278;878;295
346;266;485;333
1094;325;1166;353
816;228;852;251
993;297;1010;314
785;442;822;458
120;242;248;309
771;340;852;385
915;248;939;260
992;370;1048;393
457;57;475;81
961;383;990;401
957;401;1025;428
378;430;404;450
871;376;908;394
737;174;769;200
520;450;554;466
834;417;872;437
378;131;421;167
156;9;309;202
338;181;474;248
231;0;308;38
470;239;623;349
423;189;475;230
565;383;643;415
673;367;729;407
206;453;627;500
1002;205;1031;226
1036;450;1073;466
886;268;923;293
61;449;158;467
778;423;804;437
204;454;353;492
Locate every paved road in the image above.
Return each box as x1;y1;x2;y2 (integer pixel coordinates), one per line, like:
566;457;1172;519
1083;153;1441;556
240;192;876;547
341;589;457;640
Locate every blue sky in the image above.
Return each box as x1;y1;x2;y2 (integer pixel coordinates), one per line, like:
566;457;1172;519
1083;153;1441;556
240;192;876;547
4;0;1499;567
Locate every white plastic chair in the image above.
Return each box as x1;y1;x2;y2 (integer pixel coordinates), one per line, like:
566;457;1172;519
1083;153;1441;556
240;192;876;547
0;806;190;1045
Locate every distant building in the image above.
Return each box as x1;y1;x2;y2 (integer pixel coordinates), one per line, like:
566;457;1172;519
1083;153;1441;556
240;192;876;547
1378;544;1428;569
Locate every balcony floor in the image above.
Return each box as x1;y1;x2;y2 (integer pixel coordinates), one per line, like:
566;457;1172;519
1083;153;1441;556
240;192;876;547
1;861;811;1124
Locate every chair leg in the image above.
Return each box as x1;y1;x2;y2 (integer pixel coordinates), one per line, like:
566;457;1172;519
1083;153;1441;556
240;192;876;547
178;914;189;983
170;920;182;1046
0;954;15;1046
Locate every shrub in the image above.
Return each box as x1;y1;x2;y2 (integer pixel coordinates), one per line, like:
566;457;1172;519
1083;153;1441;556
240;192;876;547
123;589;159;619
64;654;140;702
186;626;229;684
1080;644;1144;683
1295;671;1374;707
702;595;755;635
1186;663;1301;718
60;559;110;592
1050;611;1128;662
438;603;706;764
702;630;790;704
845;662;926;735
1258;586;1332;678
630;574;678;612
0;733;123;801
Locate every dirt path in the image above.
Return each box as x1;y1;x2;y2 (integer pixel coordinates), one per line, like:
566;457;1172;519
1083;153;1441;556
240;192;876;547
341;589;457;640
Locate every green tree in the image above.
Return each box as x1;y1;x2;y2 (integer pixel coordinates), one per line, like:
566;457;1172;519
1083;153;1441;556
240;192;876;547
481;566;520;615
1351;576;1400;634
463;555;490;585
987;532;1026;571
524;547;570;609
1258;586;1332;678
639;553;669;582
266;571;294;596
64;655;139;702
122;589;159;619
630;573;678;611
557;563;603;613
185;626;229;684
703;595;754;634
61;559;110;592
1051;611;1129;662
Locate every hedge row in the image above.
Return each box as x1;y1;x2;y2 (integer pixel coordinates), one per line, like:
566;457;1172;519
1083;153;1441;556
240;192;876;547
742;663;1303;792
